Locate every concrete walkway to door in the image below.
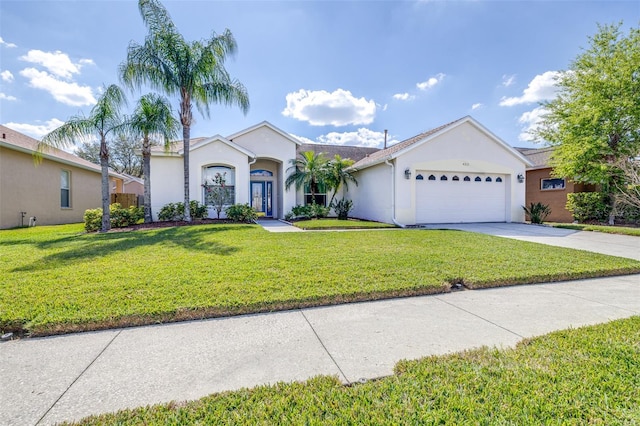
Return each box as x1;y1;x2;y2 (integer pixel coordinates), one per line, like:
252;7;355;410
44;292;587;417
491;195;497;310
420;222;640;261
256;218;304;232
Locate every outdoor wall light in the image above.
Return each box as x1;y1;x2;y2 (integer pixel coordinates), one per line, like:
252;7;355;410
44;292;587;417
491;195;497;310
404;168;411;179
517;173;525;183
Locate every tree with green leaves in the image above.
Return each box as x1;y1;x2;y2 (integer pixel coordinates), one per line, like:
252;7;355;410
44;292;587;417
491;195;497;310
126;93;179;223
532;23;640;223
76;136;143;177
285;151;330;205
325;154;358;207
120;0;250;222
40;84;127;232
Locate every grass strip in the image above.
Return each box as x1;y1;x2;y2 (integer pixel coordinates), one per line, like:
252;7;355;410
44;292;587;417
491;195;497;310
1;223;639;336
66;316;640;425
549;223;640;236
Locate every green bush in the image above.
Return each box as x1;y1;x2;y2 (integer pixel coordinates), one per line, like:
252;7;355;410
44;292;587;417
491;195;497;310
522;202;551;224
225;203;258;223
83;203;144;232
158;201;208;221
566;192;611;222
311;202;330;219
291;204;312;218
288;203;330;220
331;198;353;220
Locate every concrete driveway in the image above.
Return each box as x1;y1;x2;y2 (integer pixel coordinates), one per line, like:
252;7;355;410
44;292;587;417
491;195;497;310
420;222;640;261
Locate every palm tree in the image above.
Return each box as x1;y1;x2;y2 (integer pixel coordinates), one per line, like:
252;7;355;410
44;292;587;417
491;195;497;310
120;0;250;222
127;93;179;223
285;151;329;204
39;84;127;232
325;154;358;207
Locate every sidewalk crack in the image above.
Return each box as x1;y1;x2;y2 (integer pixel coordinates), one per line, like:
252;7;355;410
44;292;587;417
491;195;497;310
35;330;122;425
299;310;351;385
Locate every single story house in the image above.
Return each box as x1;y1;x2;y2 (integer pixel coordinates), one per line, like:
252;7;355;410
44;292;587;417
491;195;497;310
150;116;531;225
0;125;124;229
517;147;596;223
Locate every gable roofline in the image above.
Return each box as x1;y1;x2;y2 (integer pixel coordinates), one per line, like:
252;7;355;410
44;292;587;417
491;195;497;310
227;121;303;146
0;125;122;177
351;116;533;170
181;134;256;158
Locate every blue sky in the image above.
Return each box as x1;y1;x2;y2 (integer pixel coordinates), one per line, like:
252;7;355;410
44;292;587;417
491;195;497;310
1;1;638;149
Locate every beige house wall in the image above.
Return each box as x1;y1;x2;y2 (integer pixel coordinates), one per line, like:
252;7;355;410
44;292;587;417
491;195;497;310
0;147;101;229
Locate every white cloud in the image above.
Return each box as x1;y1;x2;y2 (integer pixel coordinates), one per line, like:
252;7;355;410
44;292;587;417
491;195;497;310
393;93;415;101
471;103;483;110
4;119;65;139
20;67;97;106
1;70;14;82
0;93;17;101
20;50;93;79
517;106;548;141
282;89;376;126
501;74;516;87
499;71;561;106
0;37;17;48
298;128;399;148
416;73;445;91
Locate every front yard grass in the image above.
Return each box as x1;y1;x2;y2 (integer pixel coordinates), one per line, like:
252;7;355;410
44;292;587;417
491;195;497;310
292;218;397;230
67;316;640;425
2;223;639;336
549;222;640;236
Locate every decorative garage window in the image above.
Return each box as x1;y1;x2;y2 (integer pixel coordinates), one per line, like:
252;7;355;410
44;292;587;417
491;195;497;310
485;177;492;182
61;170;71;208
541;178;566;190
428;175;436;181
440;175;448;181
416;174;424;180
464;176;471;182
496;177;503;182
475;176;482;182
203;166;235;205
452;175;460;181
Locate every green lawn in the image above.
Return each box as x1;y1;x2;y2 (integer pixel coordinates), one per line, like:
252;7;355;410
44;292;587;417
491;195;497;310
549;222;640;236
1;223;639;336
67;316;640;425
293;218;397;230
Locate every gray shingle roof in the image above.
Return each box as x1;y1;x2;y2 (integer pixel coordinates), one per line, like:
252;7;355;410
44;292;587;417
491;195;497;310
297;143;380;163
516;146;555;169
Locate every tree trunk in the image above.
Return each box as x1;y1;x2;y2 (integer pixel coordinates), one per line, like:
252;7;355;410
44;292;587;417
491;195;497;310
142;136;152;223
182;124;191;222
100;136;111;232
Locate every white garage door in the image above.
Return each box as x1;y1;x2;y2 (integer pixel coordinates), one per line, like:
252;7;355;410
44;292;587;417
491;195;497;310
415;172;507;223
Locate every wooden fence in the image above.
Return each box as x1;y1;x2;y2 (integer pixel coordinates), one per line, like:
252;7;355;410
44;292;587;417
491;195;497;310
110;193;141;208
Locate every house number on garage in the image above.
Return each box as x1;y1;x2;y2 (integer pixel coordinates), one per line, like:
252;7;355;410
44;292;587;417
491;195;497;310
462;162;469;166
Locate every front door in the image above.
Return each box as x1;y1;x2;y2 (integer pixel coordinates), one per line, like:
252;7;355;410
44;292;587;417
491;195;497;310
251;181;272;216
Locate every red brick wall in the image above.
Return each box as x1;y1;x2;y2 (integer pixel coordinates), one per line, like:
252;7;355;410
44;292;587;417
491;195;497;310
525;168;575;223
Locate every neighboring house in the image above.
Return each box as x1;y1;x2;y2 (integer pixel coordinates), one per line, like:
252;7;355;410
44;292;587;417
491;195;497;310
122;174;144;196
150;116;531;225
517;147;596;223
0;125;124;229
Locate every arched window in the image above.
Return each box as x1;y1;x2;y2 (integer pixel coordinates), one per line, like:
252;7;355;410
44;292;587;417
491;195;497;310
463;176;471;182
485;177;492;182
428;175;436;181
474;176;482;182
496;177;503;183
416;174;424;180
250;169;273;177
440;175;448;181
203;165;235;205
452;175;460;181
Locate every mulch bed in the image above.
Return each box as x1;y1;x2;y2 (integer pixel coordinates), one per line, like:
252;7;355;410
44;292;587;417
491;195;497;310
110;219;236;232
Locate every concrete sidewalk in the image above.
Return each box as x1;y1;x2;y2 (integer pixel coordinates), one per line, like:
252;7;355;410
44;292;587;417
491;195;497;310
255;219;303;232
2;274;639;426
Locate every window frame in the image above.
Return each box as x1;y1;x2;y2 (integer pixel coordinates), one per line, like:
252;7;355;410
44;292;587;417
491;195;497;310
203;165;236;206
60;169;71;209
541;178;566;191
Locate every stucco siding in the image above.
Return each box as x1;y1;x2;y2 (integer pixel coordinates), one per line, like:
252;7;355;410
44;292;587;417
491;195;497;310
1;147;101;228
347;162;393;223
149;155;184;220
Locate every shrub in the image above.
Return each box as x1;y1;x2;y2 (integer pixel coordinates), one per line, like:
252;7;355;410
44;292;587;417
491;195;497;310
288;203;330;220
291;204;312;218
225;203;258;223
566;192;611;222
83;203;144;232
311;202;330;219
331;198;353;220
158;201;207;221
523;202;551;224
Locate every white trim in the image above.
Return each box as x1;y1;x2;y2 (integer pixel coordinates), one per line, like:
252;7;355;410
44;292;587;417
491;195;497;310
180;135;256;158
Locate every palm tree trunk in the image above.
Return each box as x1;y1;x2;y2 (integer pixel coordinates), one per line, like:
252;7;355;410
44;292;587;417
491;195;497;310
182;124;191;222
142;137;152;223
99;137;111;232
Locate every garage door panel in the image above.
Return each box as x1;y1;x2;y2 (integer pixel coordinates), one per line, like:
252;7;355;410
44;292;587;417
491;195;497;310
415;173;506;223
